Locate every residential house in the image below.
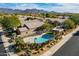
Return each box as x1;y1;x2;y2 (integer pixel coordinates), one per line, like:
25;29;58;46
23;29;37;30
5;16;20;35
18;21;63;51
16;27;28;37
24;20;44;32
58;15;69;19
17;18;44;37
46;18;68;25
52;26;64;32
52;26;64;38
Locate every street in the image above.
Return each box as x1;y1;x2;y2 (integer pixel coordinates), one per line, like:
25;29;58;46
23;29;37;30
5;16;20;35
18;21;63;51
53;31;79;56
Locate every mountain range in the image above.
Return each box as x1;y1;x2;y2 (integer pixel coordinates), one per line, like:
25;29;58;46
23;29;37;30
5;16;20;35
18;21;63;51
0;8;57;14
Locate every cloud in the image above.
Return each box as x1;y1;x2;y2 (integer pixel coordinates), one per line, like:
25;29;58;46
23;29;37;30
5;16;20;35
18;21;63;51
50;3;79;13
0;3;79;13
11;4;44;10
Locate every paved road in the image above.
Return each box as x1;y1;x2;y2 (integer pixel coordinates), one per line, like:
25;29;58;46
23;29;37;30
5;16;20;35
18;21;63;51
53;31;79;56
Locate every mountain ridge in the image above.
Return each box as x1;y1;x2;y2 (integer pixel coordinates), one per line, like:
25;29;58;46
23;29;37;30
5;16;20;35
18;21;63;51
0;8;57;14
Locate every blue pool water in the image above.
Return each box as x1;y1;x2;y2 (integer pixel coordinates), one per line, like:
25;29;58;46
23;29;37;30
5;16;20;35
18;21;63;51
35;34;54;43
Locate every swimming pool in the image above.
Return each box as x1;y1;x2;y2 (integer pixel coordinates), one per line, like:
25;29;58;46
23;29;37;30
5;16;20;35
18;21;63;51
35;33;54;43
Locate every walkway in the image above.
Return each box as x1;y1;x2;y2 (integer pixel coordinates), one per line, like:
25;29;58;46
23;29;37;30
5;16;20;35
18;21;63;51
23;33;46;43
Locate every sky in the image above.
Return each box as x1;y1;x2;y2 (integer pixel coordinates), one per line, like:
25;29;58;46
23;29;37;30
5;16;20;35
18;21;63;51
0;3;79;13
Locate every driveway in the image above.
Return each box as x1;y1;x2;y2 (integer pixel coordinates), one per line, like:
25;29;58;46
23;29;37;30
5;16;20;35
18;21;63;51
53;31;79;56
0;35;7;56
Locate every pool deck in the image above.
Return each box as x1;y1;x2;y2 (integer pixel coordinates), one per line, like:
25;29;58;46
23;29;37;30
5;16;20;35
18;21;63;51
23;33;46;43
40;26;79;56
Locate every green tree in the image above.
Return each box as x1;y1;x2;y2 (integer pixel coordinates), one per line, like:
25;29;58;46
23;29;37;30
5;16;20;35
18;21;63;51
70;15;79;25
40;13;46;18
64;19;75;29
1;16;21;29
40;22;54;32
15;37;25;51
45;13;50;17
53;21;60;27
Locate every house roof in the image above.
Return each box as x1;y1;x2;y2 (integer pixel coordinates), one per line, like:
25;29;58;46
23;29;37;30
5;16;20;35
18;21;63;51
52;26;64;32
47;18;68;23
18;27;28;32
24;20;44;29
